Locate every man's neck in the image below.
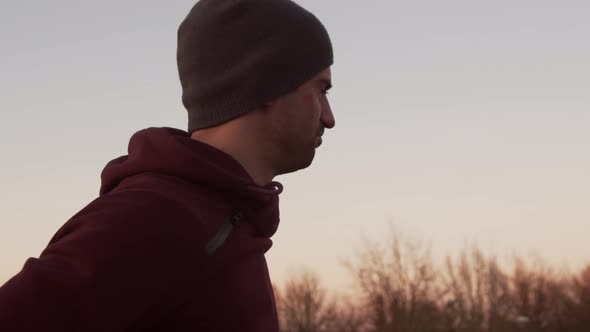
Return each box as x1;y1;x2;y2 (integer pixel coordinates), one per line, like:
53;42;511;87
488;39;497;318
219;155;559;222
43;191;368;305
190;130;274;186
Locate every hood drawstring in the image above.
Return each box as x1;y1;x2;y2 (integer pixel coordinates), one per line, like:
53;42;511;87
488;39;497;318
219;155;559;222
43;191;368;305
205;211;243;255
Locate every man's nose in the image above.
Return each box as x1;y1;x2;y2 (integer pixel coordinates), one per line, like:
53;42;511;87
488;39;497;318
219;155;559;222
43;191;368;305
321;104;335;129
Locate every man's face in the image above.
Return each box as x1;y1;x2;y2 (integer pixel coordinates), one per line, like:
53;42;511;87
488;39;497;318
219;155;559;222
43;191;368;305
267;67;335;174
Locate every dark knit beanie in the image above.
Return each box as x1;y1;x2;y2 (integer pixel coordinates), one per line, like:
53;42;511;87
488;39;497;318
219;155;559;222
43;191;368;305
177;0;333;133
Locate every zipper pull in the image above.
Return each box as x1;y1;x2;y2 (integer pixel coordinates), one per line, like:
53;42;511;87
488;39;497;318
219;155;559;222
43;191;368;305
205;211;243;255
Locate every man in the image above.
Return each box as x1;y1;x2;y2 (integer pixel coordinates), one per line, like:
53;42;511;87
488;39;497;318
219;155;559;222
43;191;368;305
0;0;334;330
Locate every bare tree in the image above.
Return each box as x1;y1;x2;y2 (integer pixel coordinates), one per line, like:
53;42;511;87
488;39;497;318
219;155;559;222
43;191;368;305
323;295;370;332
277;270;345;332
508;257;581;332
441;247;513;332
277;229;590;332
346;228;442;332
563;264;590;331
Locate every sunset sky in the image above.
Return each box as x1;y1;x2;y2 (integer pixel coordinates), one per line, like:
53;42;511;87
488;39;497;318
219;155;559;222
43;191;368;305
1;0;589;290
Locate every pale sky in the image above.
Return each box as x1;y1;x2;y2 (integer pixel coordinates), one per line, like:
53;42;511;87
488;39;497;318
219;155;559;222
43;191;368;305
1;0;589;290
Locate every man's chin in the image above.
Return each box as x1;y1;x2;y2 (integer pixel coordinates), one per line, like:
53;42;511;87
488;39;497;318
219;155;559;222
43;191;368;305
276;150;316;175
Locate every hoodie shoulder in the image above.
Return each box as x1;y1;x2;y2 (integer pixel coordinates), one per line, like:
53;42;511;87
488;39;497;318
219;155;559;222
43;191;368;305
0;189;212;330
57;187;204;246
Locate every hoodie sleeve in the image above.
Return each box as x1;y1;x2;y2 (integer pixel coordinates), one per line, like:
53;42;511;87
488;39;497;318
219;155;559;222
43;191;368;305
0;190;204;331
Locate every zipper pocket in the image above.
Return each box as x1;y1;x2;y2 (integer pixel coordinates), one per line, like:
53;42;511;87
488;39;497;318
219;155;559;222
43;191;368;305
205;211;243;255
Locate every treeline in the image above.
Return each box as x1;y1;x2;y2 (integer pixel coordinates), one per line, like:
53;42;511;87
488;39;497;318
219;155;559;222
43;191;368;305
275;231;590;332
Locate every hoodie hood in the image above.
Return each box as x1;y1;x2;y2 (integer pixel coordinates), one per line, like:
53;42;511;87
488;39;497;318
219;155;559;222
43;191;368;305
100;127;283;237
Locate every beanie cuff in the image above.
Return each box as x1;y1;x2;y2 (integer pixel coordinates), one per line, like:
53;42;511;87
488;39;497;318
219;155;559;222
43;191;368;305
188;104;253;132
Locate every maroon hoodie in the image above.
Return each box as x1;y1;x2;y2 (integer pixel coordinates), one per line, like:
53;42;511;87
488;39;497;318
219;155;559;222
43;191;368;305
0;127;283;331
